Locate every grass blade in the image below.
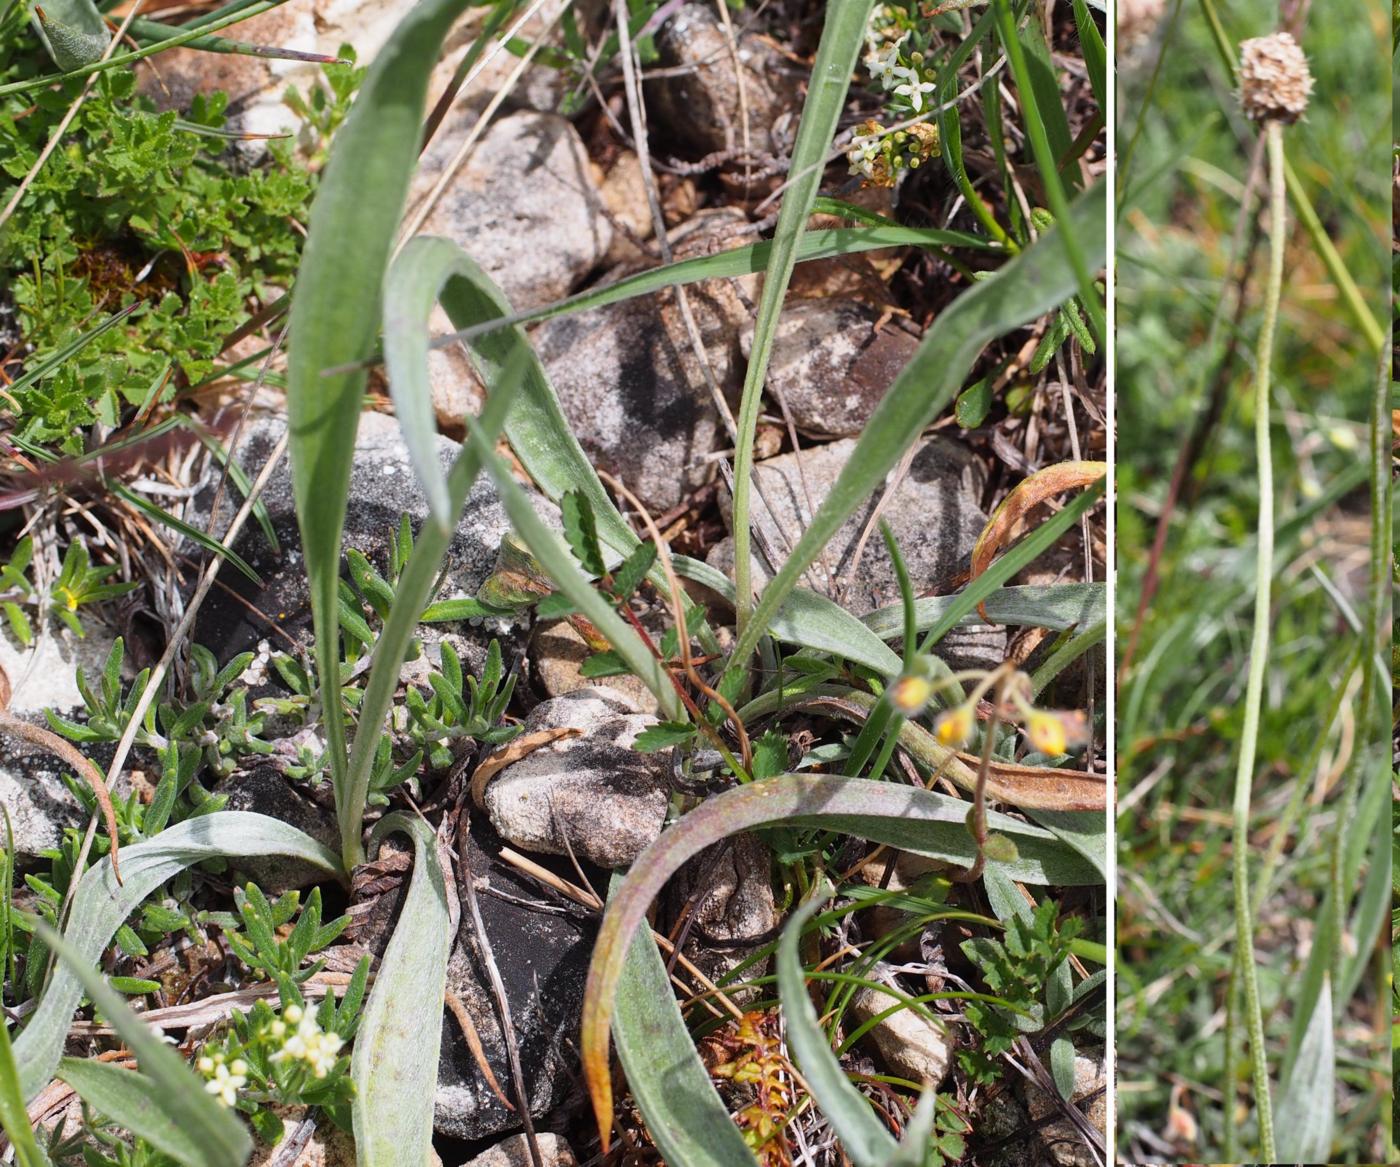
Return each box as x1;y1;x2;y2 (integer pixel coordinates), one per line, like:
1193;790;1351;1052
731;0;875;639
342;252;522;863
611;877;757;1166
437;224;996;350
13;814;338;1100
37;923;251;1166
776;883;898;1166
286;0;473;848
351;814;456;1167
582;773;1097;1146
727;186;1107;671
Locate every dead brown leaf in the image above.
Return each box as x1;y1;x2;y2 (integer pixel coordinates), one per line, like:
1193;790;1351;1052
469;727;583;808
971;460;1107;618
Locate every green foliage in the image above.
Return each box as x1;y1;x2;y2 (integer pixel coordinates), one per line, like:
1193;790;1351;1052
958;899;1082;1083
0;29;333;452
190;964;368;1143
221;884;349;985
0;537;136;645
401;638;518;773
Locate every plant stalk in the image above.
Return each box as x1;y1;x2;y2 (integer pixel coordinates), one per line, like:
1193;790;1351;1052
1230;115;1284;1162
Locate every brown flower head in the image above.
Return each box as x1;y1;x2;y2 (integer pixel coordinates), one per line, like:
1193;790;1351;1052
1238;32;1313;124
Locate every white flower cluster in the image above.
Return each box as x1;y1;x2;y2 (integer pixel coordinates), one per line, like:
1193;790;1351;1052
197;1051;248;1108
861;5;937;113
268;1003;344;1079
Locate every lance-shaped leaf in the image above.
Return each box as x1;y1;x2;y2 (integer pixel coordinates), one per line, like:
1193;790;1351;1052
15;813;339;1100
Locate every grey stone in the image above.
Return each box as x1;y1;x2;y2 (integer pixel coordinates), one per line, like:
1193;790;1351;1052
189;411;532;675
745;300;921;437
0;628;121;856
530;618;659;714
214;766;338;892
647;4;796;162
482;688;670;869
707;436;1007;671
531;209;757;513
463;1133;575;1167
667;833;776;992
850;982;953;1086
415;110;612;313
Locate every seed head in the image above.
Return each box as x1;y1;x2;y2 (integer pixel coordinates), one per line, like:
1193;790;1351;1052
1117;0;1164;50
1238;32;1313;124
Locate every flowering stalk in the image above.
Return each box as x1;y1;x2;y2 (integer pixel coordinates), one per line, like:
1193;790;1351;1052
1227;30;1311;1160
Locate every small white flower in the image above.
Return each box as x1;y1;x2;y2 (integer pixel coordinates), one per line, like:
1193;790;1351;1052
892;71;937;113
203;1060;246;1107
867;39;906;89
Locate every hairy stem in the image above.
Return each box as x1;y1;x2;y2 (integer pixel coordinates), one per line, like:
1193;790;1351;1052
1230;115;1283;1162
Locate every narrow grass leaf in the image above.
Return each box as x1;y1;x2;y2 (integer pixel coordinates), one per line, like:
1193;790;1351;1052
13;814;338;1100
1274;977;1334;1163
728;182;1106;671
345;242;524;861
57;1057;235;1167
610;878;757;1166
36;924;251;1166
352;814;456;1167
441;224;995;349
1014;13;1074;182
918;483;1103;654
777;884;898;1166
582;773;1097;1145
731;0;875;633
286;0;473;820
1071;0;1106;109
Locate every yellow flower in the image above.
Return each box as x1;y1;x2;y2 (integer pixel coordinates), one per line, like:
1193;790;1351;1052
889;673;934;715
934;703;973;746
1025;710;1067;756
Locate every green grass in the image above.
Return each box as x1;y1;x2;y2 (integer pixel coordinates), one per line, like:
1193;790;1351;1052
1115;0;1390;1160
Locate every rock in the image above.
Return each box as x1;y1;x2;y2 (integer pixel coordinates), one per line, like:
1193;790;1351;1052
595;151;654;267
482;688;670;868
707;436;1006;670
189;411;533;675
464;1133;576;1167
1024;1053;1107;1167
137;0;564;145
0;627;120;855
413;110;612;312
436;818;594;1140
530;618;659;714
428;303;485;436
744;301;920;437
531;209;757;512
850;983;953;1086
214;766;338;891
667;834;776;991
647;4;795;161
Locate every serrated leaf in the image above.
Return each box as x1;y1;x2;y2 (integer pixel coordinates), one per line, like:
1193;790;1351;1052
632;722;695;752
561;491;606;577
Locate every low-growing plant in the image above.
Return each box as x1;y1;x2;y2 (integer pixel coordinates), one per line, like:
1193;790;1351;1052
2;0;1108;1163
